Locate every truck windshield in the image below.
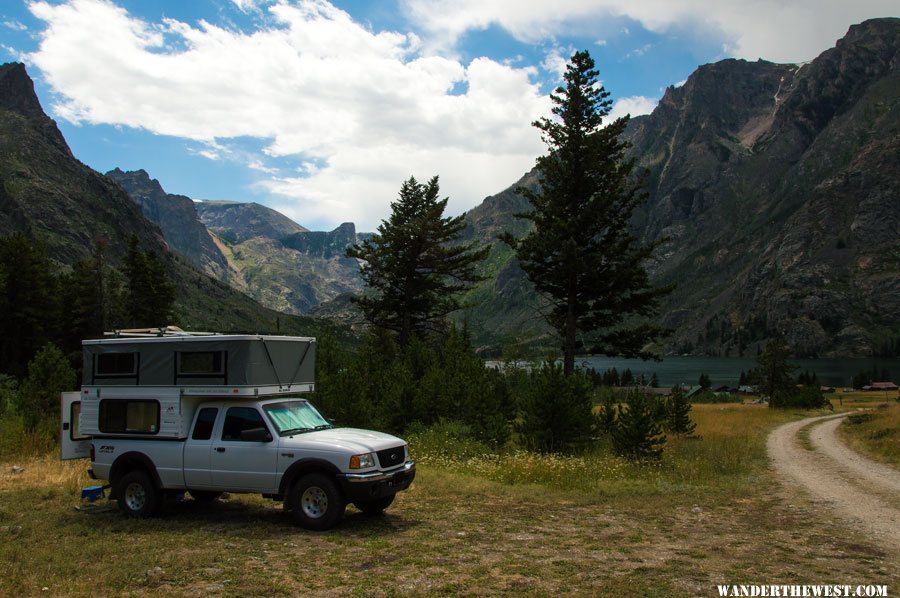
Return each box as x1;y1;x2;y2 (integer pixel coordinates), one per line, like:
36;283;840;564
263;400;333;436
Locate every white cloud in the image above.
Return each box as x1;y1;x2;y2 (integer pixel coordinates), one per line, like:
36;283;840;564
27;0;550;230
401;0;899;63
541;45;575;79
607;95;657;123
3;19;28;31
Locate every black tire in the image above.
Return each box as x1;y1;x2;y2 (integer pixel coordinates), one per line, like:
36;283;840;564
116;470;161;517
353;495;395;516
188;490;222;503
286;473;345;531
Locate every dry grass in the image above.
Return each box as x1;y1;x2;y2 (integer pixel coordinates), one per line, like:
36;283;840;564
0;403;897;596
839;401;900;467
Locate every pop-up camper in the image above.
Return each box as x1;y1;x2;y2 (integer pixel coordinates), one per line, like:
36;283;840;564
60;328;414;530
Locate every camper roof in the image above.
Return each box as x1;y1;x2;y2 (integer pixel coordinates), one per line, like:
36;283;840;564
84;334;315;345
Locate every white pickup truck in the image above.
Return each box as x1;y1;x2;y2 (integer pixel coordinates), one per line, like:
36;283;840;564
84;396;415;530
61;330;415;530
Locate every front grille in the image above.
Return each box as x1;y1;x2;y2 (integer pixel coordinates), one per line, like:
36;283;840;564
376;445;405;468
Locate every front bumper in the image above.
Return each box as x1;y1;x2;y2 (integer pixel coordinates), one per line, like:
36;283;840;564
338;460;416;502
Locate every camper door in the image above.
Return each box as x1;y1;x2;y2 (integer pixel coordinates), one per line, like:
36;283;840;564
61;391;91;460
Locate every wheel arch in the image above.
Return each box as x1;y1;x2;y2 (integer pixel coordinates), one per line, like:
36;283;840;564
109;452;163;491
279;458;343;496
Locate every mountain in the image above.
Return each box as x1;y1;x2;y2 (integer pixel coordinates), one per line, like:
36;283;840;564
0;62;340;338
192;200;366;314
195;200;308;244
458;18;900;357
0;63;163;263
106;168;231;281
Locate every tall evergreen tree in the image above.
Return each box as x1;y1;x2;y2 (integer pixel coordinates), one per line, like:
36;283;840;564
501;50;669;375
667;385;697;435
754;337;798;408
123;235;175;328
346;176;488;346
0;234;60;376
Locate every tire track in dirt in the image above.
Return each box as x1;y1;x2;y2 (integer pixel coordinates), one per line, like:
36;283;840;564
768;412;900;554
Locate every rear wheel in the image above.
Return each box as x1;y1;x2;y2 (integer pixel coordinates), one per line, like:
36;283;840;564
287;473;345;531
117;470;161;517
353;495;395;516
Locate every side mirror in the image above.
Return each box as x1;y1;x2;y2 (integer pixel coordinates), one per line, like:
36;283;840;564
240;427;273;442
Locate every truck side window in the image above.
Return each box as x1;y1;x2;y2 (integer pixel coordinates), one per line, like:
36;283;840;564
222;407;267;441
192;408;218;440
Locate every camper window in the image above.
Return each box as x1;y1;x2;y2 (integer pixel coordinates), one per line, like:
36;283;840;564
95;352;137;377
177;351;225;376
99;400;160;434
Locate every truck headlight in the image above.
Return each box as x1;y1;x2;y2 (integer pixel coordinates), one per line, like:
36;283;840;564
349;453;375;469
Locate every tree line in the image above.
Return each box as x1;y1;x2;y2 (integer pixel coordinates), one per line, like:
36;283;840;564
0;233;176;441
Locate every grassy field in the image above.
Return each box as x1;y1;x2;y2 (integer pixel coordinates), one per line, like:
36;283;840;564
839;394;900;467
1;402;897;596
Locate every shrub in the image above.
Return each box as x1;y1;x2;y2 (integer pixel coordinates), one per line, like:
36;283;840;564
517;361;593;453
666;386;697;436
611;389;666;460
770;386;832;410
17;343;76;435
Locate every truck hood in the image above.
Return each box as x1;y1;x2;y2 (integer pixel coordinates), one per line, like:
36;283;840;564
279;427;406;455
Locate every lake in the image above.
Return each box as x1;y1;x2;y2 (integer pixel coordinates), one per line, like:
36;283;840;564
570;356;899;388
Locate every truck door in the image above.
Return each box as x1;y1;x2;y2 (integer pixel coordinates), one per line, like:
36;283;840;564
60;391;91;460
184;406;219;489
209;406;279;492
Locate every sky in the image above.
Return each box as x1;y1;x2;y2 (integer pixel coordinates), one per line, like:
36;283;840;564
1;1;897;231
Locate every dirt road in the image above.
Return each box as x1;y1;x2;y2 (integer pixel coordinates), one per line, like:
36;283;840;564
768;412;900;553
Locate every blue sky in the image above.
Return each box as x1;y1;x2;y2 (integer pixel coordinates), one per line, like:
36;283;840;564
1;0;896;231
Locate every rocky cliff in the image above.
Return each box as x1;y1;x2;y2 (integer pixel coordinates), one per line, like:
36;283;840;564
0;62;337;336
458;18;900;357
106;168;231;282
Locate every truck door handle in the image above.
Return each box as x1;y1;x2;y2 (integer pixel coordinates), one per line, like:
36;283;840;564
215;447;225;453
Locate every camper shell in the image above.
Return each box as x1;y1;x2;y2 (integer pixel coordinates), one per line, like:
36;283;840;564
76;333;315;440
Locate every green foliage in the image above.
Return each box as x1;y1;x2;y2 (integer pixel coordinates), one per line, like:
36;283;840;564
123;235;176;328
313;328;513;445
751;337;798;408
0;234;61;376
516;361;594;453
17;343;76;435
667;386;697;435
501;49;670;375
698;372;711;389
771;386;832;410
611;389;666;459
346;176;488;346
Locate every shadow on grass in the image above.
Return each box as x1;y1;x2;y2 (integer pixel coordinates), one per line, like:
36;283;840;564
58;494;422;539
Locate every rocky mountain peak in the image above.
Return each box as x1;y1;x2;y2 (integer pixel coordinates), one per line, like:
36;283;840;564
0;62;71;156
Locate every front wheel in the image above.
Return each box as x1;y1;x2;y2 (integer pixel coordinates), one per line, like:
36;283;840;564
287;473;346;531
117;470;161;517
353;495;395;516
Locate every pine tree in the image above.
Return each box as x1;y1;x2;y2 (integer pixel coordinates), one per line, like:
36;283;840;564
346;176;488;347
621;368;634;386
667;385;696;435
501;50;670;375
0;234;61;376
611;389;666;459
755;337;798;408
517;361;594;453
698;372;711;389
123;235;175;327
